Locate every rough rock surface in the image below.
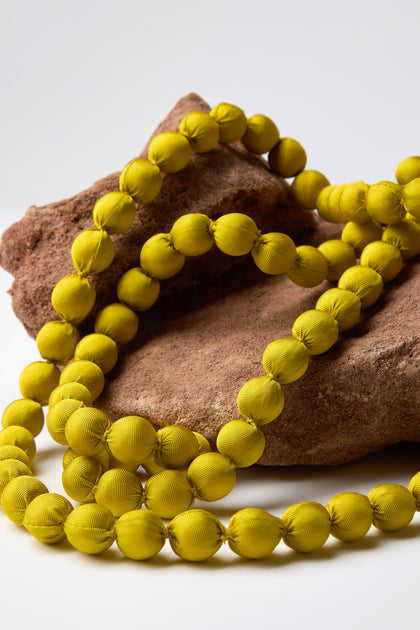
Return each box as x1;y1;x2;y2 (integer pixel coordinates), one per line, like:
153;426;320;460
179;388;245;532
1;94;419;465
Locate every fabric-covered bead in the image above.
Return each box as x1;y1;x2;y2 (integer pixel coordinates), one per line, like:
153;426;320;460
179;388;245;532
74;333;118;374
62;446;109;472
316;185;334;222
211;213;260;256
93;192;136;234
170;213;214;256
117;267;160;311
338;265;383;309
119;159;162;205
282;501;331;552
105;415;158;467
62;455;104;503
36;320;80;365
2;399;44;437
368;484;416;531
382;219;420;260
46;399;85;445
187;452;236;502
251;232;296;275
341;219;383;256
155;425;199;470
216;420;265;468
359;241;403;282
0;426;36;463
49;382;93;408
51;274;96;324
402;177;420;219
23;493;73;544
268;137;307;178
209;103;247;143
366;181;405;224
323;185;348;223
262;338;310;384
291;170;330;210
65;407;110;457
94;303;139;344
315;288;361;332
0;459;32;497
292;309;339;355
1;476;48;525
143;470;194;519
0;445;31;467
179;111;220;153
317;239;357;281
339;181;370;224
94;469;143;517
140;233;186;280
236;375;284;425
64;504;116;554
241;114;279;155
193;432;211;454
148;131;192;173
287;245;328;288
139;454;166;476
59;360;105;400
395;156;420;185
18;361;60;406
228;508;284;559
115;509;166;560
326;492;373;542
71;228;115;275
167;509;225;562
408;472;420;510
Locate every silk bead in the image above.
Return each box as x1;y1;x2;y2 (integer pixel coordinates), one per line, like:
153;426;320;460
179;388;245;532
19;361;61;406
167;509;225;562
292;309;339;355
51;274;96;324
148;131;192;173
209;103;247;143
93;191;136;234
94;303;139;344
262;338;310;384
216;420;265;468
236;375;284;425
241;114;280;154
179;111;220;153
291;170;330;210
119;159;162;205
2;398;44;437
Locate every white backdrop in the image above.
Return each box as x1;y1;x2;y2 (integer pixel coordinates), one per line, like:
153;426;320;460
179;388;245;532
0;1;419;629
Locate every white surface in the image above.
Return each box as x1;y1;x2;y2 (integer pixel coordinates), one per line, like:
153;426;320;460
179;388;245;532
0;1;419;629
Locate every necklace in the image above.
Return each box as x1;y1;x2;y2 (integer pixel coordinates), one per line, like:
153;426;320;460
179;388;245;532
0;103;419;562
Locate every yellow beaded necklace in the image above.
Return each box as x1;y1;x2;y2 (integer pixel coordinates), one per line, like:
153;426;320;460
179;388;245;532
0;102;419;562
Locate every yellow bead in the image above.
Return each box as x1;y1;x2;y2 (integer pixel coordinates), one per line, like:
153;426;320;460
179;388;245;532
119;159;162;204
382;218;420;260
316;184;335;222
115;509;166;560
209;103;247;143
74;333;118;374
62;446;109;472
282;501;331;552
323;185;348;223
18;361;60;406
179;111;220;153
241;114;280;154
339;181;371;224
395;156;420;185
1;476;48;525
170;213;214;256
62;455;104;503
0;459;32;497
212;213;260;256
291;170;330;209
2;399;44;437
216;420;265;468
117;267;160;311
140;233;186;279
94;469;143;517
93;191;136;234
408;472;420;510
366;181;405;224
64;407;110;457
341;219;383;256
59;360;105;400
326;492;372;542
187;452;236;502
148;131;192;173
36;320;80;365
143;470;194;519
403;177;420;219
0;426;36;463
0;445;31;468
193;431;211;454
105;415;158;467
287;245;328;288
49;382;93;408
268;137;307;178
167;509;224;562
64;504;116;554
23;493;73;544
317;239;357;281
51;273;96;324
338;265;383;309
155;425;199;470
71;228;115;275
359;241;403;282
141;454;166;476
368;484;416;531
251;232;296;275
236;375;284;425
94;303;139;344
228;508;283;559
315;288;361;332
292;309;339;355
47;399;86;445
262;338;310;384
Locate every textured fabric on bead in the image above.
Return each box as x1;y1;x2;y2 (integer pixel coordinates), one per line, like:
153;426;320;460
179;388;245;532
74;333;118;374
366;181;405;225
315;288;361;332
209;103;247;143
382;219;420;260
93;191;137;234
117;267;161;311
49;382;93;409
2;398;44;437
339;181;370;224
395;156;420;185
140;233;186;280
282;501;331;552
71;228;115;275
46;399;86;445
106;415;158;467
170;214;214;256
155;425;199;469
179;111;220;153
23;493;73;544
251;232;296;275
228;508;284;559
143;470;194;519
268;137;307;179
148;131;192;173
212;213;260;256
341;220;382;256
321;184;348;223
62;446;109;472
326;492;372;542
62;455;104;503
408;472;420;510
291;170;330;210
287;245;328;288
59;360;105;401
0;426;36;463
317;239;357;281
1;476;48;525
64;504;116;554
0;445;31;468
36;320;80;365
115;509;166;560
18;361;61;406
64;407;110;457
236;375;284;425
338;265;383;309
94;468;143;517
51;274;96;324
216;420;265;468
402;177;420;218
0;459;32;497
359;241;403;282
262;338;310;384
119;160;162;205
368;483;416;531
316;185;335;222
94;303;139;344
292;309;339;355
193;432;211;454
187;452;236;502
167;509;225;562
241;114;279;155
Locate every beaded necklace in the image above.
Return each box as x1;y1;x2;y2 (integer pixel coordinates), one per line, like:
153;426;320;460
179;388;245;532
0;103;419;562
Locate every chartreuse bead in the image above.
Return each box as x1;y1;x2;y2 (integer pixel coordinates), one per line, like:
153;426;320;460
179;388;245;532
23;493;73;544
0;459;32;497
119;160;162;205
262;338;310;384
317;240;357;281
282;501;331;552
62;455;103;503
94;469;143;517
143;470;194;519
339;181;370;224
402;177;420;219
1;476;48;525
148;131;192;173
382;219;420;259
316;288;361;332
167;509;225;562
241;114;279;154
366;181;405;224
251;232;296;275
368;484;416;531
115;509;166;560
291;170;330;209
179;111;220;153
322;185;348;223
59;360;105;400
187;453;236;502
49;382;93;408
169;214;214;256
316;185;334;222
194;432;211;454
0;445;31;467
71;228;115;275
105;416;158;467
395;156;420;185
94;303;139;344
141;454;166;476
359;241;403;282
292;310;339;355
237;375;284;425
64;504;116;554
36;320;80;365
74;333;118;374
47;399;86;445
140;234;186;280
155;425;199;470
19;361;60;406
216;420;265;468
2;399;44;437
341;219;383;256
212;213;260;256
117;267;160;311
62;446;109;472
338;266;383;309
64;407;111;457
268;137;307;178
93;192;136;234
287;245;328;288
51;274;96;324
327;493;372;542
0;426;36;463
409;472;420;510
209;103;247;143
228;508;284;559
